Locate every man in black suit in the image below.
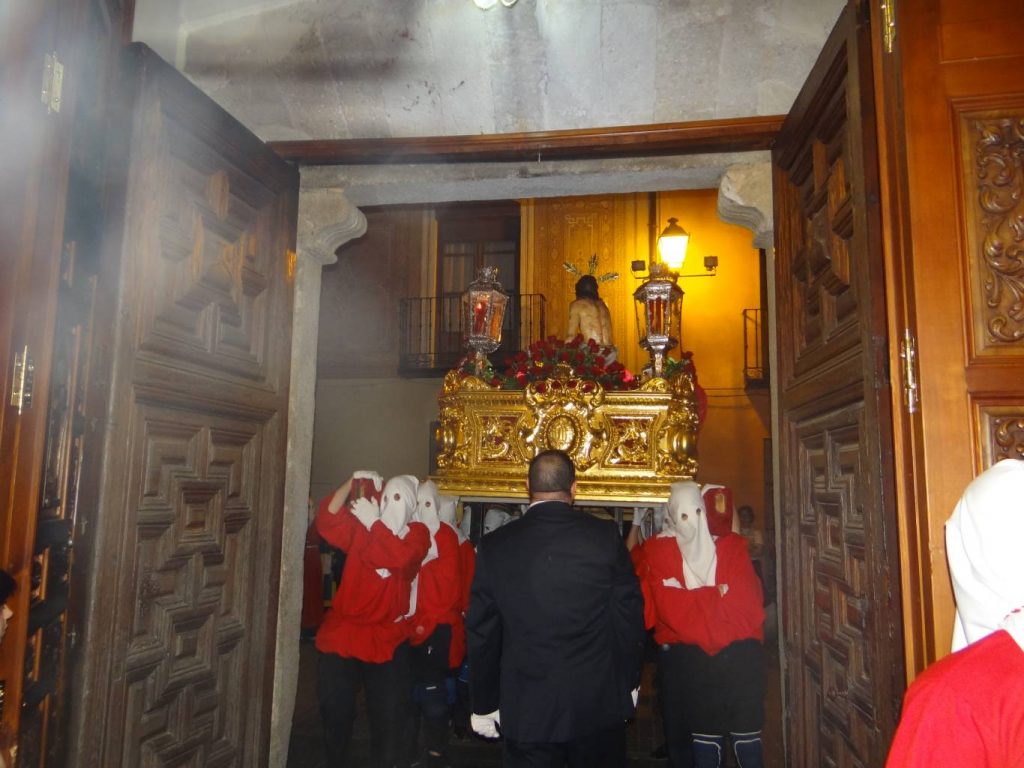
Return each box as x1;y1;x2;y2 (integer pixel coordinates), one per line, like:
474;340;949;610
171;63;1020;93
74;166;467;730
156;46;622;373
466;449;646;768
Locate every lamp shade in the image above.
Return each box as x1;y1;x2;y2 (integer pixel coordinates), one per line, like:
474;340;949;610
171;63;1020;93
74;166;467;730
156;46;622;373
465;265;509;360
657;217;690;271
634;263;684;377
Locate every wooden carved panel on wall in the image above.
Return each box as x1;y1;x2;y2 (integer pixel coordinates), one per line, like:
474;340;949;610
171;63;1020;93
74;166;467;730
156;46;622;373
960;106;1024;354
978;405;1024;464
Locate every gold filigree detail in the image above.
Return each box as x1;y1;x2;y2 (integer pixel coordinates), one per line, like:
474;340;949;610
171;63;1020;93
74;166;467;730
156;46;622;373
972;116;1024;344
520;376;607;471
607;418;652;466
479;415;519;462
656;372;700;476
433;369;698;501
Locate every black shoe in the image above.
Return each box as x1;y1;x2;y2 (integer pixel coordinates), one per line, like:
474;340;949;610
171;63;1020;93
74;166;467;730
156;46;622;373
650;742;669;760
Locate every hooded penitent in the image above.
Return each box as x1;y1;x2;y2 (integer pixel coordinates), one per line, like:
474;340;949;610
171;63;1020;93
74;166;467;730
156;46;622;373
415;480;442;564
946;458;1024;652
380;475;419;538
483;507;511;535
666;481;717;589
438;494;465;543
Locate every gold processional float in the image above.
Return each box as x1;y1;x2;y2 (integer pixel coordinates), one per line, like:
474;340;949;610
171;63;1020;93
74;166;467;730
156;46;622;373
432;260;703;504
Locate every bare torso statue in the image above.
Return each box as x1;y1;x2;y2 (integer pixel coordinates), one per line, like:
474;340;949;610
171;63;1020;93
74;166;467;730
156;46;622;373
566;275;615;351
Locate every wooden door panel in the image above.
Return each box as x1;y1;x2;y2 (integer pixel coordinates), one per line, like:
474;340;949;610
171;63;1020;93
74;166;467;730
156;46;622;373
886;0;1024;669
774;3;904;764
72;43;297;767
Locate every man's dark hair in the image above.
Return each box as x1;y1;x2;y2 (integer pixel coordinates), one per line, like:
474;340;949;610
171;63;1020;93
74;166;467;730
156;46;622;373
575;275;599;300
0;569;16;604
528;450;576;495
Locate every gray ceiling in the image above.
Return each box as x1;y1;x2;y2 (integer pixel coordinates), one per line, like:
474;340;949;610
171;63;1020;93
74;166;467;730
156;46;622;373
132;0;845;144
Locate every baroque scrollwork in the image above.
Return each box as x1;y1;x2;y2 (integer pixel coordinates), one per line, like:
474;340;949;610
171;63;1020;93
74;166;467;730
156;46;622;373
433;369;699;502
991;414;1024;461
519;376;608;471
656;372;701;476
972;115;1024;344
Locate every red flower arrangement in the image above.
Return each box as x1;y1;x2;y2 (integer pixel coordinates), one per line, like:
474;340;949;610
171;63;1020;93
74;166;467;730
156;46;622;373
457;335;639;391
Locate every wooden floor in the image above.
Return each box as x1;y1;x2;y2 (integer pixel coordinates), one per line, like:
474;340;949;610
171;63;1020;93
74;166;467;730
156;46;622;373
287;616;784;767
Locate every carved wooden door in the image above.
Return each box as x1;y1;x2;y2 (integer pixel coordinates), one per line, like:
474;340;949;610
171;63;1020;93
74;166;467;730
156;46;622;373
68;44;298;766
772;3;905;765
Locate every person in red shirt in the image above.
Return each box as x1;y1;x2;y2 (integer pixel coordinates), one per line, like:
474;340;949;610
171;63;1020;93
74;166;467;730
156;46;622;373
634;481;765;768
405;480;464;768
886;458;1024;767
314;471;430;768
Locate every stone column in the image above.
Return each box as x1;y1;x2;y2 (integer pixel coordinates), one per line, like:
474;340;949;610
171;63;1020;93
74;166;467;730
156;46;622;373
269;187;367;768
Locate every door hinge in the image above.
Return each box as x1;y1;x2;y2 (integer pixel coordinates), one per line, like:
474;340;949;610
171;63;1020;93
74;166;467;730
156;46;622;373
880;0;897;54
10;345;35;415
898;329;918;414
41;51;64;114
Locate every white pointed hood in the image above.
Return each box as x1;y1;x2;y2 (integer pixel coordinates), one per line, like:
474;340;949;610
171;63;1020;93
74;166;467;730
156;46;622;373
380;475;419;538
415;480;442;564
946;458;1024;652
665;481;717;589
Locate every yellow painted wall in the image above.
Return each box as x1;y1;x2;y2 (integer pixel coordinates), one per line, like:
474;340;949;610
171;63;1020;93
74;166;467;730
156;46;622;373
657;190;770;518
523;189;771;518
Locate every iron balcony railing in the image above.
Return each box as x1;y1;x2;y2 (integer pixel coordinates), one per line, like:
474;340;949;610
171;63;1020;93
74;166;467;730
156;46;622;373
743;307;768;387
399;293;546;375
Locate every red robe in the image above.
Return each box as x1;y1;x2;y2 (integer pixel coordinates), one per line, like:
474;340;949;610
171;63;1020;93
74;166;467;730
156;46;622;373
886;630;1024;767
634;532;764;655
314;496;429;663
407;524;466;667
301;522;325;631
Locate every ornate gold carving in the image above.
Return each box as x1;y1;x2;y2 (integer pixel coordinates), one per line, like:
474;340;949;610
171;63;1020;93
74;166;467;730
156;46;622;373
606;418;653;466
434;369;699;502
520;375;607;470
656;371;701;477
969;114;1024;345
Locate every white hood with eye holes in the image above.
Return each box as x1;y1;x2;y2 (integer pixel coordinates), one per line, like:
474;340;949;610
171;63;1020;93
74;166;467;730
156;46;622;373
665;481;717;589
380;475;419;539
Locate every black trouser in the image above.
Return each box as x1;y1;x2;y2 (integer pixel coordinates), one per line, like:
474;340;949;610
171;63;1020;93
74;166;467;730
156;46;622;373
408;624;452;762
317;644;412;768
502;721;627;768
658;640;764;767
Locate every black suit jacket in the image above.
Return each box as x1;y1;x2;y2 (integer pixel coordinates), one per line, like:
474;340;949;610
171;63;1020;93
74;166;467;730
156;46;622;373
466;500;646;742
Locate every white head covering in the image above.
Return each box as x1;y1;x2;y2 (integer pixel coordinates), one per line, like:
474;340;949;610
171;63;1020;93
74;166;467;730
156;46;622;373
946;458;1024;652
380;475;419;538
414;480;442;564
438;494;465;543
483;507;511;535
665;481;717;589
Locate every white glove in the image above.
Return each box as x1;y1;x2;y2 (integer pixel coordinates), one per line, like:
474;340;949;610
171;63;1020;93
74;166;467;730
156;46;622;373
718;583;729;597
350;496;380;530
631;687;639;707
352;470;383;492
471;710;501;739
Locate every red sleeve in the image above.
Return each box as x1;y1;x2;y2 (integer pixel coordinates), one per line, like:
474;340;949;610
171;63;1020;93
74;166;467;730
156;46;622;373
708;535;765;642
361;521;430;574
314;495;365;553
